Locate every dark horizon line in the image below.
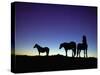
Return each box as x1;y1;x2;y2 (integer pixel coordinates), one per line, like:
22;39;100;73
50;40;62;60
11;54;97;58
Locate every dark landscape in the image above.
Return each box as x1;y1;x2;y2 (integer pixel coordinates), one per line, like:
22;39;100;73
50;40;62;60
11;55;97;73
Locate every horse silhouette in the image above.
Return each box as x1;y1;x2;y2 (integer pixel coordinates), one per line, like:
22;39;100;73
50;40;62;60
77;35;88;58
33;44;49;56
59;41;76;57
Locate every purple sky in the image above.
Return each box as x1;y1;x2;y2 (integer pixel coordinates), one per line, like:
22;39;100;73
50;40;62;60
14;2;97;57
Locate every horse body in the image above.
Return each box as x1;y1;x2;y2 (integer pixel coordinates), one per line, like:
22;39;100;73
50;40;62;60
33;44;49;56
77;35;88;58
59;42;76;57
77;43;88;57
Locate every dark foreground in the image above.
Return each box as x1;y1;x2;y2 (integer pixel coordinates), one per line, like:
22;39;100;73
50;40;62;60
11;55;97;73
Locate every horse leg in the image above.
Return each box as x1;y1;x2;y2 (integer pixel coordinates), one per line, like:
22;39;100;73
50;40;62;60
66;50;68;57
77;49;79;57
46;51;49;56
46;52;48;56
74;48;76;57
84;50;85;58
72;51;73;57
72;51;74;57
86;49;87;58
72;49;74;57
79;50;81;57
77;50;80;57
39;52;40;56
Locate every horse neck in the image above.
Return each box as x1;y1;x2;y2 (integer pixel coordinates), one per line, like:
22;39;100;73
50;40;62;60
36;45;42;49
82;39;87;44
61;43;66;49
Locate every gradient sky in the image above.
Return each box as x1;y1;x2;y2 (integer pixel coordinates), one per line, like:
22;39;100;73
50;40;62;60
14;2;97;57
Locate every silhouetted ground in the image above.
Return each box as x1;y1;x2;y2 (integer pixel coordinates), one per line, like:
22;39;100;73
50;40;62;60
11;55;97;73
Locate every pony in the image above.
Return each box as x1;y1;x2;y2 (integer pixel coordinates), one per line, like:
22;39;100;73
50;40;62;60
33;44;49;56
59;41;76;57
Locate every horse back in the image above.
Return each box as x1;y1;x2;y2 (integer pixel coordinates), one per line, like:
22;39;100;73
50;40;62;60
44;47;49;50
69;42;76;49
44;47;49;52
77;43;87;50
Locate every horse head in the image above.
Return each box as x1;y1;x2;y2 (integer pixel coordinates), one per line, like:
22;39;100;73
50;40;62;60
59;43;65;49
33;44;38;48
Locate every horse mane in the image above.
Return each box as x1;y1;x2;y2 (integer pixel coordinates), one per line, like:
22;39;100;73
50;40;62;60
35;44;42;48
